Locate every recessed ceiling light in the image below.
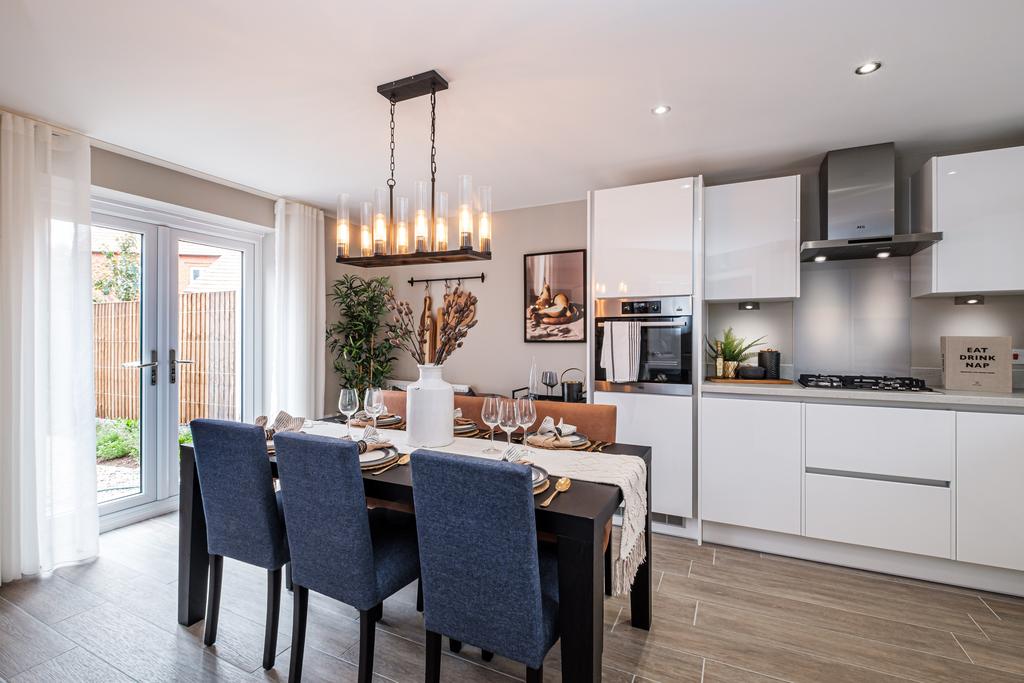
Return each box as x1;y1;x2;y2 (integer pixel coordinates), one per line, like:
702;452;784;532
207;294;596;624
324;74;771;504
814;255;827;263
651;104;671;116
738;301;760;311
876;251;891;259
854;61;882;75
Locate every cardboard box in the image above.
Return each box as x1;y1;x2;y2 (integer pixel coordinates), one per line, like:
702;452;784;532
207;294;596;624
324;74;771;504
941;336;1013;393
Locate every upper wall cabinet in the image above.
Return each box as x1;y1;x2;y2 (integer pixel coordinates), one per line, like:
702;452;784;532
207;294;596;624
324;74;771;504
590;178;694;298
911;145;1024;297
704;175;801;302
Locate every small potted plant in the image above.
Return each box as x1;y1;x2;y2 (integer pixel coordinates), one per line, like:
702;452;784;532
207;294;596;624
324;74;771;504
706;328;765;379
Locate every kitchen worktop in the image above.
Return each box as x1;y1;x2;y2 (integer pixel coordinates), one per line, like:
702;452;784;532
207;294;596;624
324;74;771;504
701;381;1024;413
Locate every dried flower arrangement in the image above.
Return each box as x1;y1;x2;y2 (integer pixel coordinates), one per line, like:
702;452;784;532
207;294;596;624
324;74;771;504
386;282;478;365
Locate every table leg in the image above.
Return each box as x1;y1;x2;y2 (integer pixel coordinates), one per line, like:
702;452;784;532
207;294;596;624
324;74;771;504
178;446;209;626
557;521;603;682
629;459;653;630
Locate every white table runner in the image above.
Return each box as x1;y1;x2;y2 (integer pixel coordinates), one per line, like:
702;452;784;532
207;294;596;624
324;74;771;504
304;421;648;596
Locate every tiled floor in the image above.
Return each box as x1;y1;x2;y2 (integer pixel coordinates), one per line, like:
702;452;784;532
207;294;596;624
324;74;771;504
1;514;1023;682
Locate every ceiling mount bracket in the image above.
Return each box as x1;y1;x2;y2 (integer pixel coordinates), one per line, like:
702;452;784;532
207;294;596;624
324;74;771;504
377;70;449;103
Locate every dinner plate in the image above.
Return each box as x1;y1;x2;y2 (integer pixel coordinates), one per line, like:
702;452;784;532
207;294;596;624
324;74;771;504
530;464;548;487
359;447;398;466
453;422;478;434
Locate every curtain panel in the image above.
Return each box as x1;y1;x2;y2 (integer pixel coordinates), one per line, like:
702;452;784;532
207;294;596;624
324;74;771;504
0;113;97;582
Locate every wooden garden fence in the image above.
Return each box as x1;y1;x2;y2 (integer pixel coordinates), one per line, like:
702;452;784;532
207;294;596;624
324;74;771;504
93;291;237;424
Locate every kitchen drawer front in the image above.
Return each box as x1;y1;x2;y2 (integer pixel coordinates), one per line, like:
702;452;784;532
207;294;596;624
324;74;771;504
805;403;953;481
805;473;951;559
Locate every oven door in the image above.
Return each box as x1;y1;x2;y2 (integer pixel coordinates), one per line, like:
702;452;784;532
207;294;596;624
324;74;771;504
593;317;693;395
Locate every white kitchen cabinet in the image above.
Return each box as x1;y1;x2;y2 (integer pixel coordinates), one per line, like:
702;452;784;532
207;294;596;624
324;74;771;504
590;178;694;298
805;403;954;482
805;474;951;559
701;397;802;534
593;391;692;518
956;411;1024;571
704;175;800;301
911;145;1024;296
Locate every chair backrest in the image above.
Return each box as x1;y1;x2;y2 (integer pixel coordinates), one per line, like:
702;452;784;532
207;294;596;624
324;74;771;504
411;450;547;665
189;419;287;569
272;431;379;610
382;389;618;441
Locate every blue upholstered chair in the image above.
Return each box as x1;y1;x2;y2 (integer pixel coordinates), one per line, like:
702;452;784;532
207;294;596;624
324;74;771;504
411;450;559;683
189;419;290;670
273;432;420;683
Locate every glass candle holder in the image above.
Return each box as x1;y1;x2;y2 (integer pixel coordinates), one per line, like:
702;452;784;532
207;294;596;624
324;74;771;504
477;185;492;252
458;174;474;249
434;191;449;251
360;201;373;257
396;196;410;254
414;180;430;252
336;193;350;259
373;188;388;255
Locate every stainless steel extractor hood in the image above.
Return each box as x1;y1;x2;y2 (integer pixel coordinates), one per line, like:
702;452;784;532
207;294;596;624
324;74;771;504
800;142;942;262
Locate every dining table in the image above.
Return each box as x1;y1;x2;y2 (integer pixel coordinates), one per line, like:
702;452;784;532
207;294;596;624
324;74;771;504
177;421;653;683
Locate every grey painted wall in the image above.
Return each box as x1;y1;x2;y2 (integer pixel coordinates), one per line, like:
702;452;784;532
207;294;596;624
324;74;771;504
91;147;277;227
323;200;588;413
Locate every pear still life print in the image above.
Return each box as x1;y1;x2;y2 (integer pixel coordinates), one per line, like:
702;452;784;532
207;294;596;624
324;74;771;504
524;249;586;343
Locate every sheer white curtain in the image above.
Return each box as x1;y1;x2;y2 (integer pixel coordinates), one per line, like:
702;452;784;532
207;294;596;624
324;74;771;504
269;199;326;419
0;113;97;582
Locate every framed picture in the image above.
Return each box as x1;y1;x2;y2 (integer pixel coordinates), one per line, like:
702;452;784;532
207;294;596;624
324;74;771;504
524;248;586;343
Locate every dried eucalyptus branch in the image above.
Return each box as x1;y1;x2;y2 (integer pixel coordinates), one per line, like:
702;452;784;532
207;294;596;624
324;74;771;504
386;282;479;366
385;288;426;365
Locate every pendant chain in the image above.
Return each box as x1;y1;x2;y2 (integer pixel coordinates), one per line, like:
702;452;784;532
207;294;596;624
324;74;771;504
429;85;437;234
387;95;396;189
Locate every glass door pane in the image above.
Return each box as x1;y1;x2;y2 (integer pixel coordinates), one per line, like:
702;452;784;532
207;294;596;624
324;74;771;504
91;224;155;508
173;239;243;446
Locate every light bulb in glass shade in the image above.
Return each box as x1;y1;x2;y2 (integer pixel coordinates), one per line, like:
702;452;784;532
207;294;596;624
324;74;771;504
414;180;430;252
477;185;492;252
435;191;449;251
360;201;373;257
373;188;387;255
458;175;474;249
335;193;350;259
396;196;409;254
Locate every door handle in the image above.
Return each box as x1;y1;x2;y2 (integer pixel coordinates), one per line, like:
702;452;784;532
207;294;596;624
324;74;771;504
123;350;159;386
169;349;194;384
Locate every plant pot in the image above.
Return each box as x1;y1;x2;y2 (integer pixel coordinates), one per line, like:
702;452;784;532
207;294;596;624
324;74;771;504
406;364;455;448
722;361;739;379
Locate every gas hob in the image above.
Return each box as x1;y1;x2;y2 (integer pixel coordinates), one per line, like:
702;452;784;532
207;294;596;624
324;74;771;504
797;374;934;392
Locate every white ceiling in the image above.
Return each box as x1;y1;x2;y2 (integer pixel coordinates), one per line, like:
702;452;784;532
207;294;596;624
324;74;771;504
3;0;1024;212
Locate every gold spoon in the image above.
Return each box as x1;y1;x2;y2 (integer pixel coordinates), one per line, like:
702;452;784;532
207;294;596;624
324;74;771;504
540;477;572;508
371;453;410;476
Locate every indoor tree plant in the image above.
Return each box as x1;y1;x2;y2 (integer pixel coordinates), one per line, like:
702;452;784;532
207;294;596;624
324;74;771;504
706;327;765;378
327;274;398;396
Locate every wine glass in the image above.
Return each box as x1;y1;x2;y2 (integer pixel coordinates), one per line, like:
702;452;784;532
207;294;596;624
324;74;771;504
498;398;520;451
516;397;537;453
338;388;359;439
481;396;501;454
541;371;558;397
364;387;385;431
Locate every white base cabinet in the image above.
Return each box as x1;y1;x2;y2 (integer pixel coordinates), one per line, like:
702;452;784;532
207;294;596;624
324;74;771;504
701;397;802;535
805;474;951;559
704;175;800;301
956;412;1024;572
594;391;692;518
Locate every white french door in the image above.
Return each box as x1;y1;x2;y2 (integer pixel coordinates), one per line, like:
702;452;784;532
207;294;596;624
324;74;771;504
91;213;257;523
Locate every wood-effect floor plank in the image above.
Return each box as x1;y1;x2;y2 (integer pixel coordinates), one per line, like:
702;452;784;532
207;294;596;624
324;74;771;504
0;598;75;680
9;647;133;683
0;575;104;626
701;659;788;682
958;634;1024;676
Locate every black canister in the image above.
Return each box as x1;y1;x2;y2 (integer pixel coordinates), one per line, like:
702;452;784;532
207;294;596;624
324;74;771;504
560;367;585;403
758;350;781;379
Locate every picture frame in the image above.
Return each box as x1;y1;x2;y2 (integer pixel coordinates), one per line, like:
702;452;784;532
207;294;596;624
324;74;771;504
523;248;586;343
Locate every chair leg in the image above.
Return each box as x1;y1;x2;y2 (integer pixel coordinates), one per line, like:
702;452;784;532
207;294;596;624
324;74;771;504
288;586;308;683
263;567;282;669
203;555;223;646
527;665;543;683
357;603;382;683
481;650;494;662
425;630;442;683
449;638;462;653
416;578;424;613
604;542;613;597
285;562;293;592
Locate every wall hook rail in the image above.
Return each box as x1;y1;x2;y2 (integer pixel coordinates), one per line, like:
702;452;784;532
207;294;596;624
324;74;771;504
407;272;486;287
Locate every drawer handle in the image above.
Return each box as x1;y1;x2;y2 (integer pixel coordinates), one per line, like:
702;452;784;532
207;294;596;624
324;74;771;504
806;467;949;488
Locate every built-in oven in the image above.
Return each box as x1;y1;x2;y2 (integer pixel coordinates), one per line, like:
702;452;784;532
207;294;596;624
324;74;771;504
593;295;693;396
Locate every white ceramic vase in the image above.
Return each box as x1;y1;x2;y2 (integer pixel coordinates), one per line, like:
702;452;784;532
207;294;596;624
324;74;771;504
405;364;455;448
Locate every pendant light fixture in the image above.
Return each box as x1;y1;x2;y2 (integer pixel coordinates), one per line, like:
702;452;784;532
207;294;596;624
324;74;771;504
336;70;493;267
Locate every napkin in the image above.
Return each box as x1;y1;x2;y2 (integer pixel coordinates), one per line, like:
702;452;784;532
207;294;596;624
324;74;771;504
359;426;393;451
349;411;395;427
539;416;577;437
255;411;304;440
